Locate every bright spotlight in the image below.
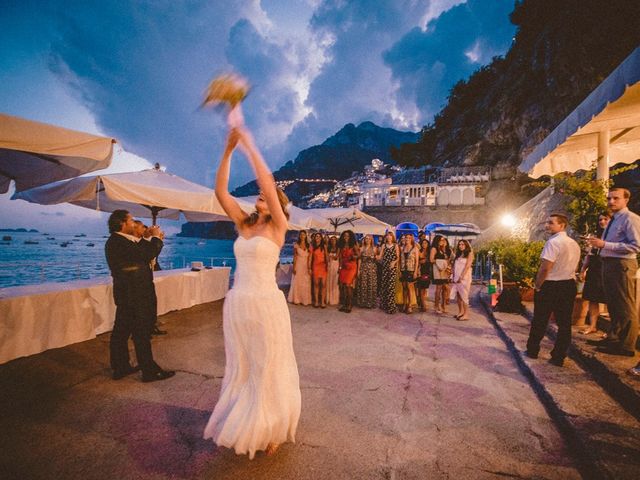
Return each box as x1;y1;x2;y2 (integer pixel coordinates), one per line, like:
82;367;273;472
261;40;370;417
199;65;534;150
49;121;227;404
501;214;516;228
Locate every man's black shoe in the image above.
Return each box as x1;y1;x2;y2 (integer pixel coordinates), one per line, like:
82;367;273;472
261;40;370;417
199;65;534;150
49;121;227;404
596;346;636;357
112;365;141;380
152;326;168;335
587;337;612;346
142;369;176;383
548;357;564;367
523;350;538;359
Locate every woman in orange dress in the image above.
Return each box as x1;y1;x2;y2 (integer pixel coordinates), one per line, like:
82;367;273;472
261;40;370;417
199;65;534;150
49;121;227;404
338;229;359;313
310;232;328;308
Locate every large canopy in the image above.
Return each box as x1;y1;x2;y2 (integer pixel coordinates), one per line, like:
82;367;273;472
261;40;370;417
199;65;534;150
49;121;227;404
0;113;116;193
519;47;640;178
303;207;393;235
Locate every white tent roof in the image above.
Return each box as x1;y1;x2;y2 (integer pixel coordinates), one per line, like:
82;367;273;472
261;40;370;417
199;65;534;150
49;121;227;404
0;113;116;193
519;47;640;178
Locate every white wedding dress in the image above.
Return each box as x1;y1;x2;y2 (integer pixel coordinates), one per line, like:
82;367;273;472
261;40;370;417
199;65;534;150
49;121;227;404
204;235;301;459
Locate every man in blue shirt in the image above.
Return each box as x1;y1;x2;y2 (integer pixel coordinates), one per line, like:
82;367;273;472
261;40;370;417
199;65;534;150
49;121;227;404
587;188;640;357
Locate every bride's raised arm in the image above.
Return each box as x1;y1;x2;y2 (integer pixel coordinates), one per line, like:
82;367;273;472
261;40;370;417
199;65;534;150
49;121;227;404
215;128;249;227
235;114;288;234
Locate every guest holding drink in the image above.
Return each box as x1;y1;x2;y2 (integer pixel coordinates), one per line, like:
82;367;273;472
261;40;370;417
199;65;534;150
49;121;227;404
579;212;611;335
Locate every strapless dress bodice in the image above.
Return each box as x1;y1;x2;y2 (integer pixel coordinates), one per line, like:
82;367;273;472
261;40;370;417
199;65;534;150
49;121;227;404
232;235;281;290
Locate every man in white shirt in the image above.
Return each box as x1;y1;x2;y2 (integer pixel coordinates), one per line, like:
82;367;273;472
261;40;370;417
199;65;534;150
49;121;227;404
525;214;581;367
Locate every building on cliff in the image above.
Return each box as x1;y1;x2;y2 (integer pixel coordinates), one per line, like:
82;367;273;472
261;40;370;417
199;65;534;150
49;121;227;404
359;166;492;208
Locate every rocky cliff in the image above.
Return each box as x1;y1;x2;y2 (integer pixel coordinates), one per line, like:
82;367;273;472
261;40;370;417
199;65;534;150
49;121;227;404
393;0;640;170
232;121;418;198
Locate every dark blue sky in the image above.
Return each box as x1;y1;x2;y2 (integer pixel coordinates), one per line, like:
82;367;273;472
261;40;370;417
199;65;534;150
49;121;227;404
0;0;516;233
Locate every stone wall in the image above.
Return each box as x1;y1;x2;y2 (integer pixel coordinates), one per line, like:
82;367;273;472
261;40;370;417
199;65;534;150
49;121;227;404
474;187;567;245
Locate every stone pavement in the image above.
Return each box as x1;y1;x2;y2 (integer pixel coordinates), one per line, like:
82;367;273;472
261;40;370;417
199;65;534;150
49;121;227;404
1;292;584;480
481;294;640;480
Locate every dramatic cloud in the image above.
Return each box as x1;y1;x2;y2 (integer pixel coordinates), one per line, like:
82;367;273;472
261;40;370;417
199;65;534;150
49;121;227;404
1;0;516;202
384;0;516;121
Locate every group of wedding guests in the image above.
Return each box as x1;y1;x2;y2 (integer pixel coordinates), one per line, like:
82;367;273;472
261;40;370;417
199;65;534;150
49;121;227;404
287;229;474;320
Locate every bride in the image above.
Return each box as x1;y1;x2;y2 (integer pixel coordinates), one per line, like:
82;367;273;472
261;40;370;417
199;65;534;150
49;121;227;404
203;106;301;459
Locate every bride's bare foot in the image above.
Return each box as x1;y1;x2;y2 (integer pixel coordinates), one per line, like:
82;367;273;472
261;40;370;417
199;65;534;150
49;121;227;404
266;443;280;456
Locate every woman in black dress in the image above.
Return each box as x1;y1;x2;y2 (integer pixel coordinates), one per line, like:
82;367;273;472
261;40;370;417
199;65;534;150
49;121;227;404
416;238;431;312
579;212;611;335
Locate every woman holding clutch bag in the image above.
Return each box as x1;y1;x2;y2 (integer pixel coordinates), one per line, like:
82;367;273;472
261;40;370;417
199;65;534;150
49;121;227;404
430;235;452;314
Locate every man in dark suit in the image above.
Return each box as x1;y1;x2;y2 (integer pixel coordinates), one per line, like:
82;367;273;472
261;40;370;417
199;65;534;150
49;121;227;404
105;210;175;382
133;220;166;336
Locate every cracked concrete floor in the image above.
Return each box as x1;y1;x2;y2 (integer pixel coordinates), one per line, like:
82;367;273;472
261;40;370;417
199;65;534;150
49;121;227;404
0;293;580;480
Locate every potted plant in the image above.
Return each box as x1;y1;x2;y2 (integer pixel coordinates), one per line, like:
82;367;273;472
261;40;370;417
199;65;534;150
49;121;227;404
477;239;544;301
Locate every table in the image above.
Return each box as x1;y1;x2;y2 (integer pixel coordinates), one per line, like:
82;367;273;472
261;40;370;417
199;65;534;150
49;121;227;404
0;267;230;364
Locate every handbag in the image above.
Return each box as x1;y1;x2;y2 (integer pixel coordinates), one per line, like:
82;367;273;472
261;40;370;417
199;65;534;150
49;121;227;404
434;259;449;280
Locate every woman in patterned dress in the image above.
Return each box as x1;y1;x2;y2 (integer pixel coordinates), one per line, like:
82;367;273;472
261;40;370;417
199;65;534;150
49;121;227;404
338;230;359;313
377;231;399;314
356;234;378;308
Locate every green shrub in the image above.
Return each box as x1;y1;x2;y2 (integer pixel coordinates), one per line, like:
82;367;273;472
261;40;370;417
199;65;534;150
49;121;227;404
477;239;544;288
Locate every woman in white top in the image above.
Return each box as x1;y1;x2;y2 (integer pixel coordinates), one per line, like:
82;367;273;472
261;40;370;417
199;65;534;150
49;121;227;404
450;239;474;320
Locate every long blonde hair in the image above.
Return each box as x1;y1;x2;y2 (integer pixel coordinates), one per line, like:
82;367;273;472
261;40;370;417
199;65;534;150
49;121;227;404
243;187;290;226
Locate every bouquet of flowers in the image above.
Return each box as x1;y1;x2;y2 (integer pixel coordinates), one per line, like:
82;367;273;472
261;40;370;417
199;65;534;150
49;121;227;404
201;73;250;109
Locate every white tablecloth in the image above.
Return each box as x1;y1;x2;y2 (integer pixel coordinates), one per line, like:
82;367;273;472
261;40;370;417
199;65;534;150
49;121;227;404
0;267;230;364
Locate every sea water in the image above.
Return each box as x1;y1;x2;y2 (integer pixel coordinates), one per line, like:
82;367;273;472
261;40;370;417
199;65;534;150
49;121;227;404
0;231;294;289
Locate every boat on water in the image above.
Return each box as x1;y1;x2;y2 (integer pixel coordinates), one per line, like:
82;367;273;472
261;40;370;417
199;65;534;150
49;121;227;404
2;236;12;241
47;237;56;240
60;242;70;247
86;243;95;247
74;233;87;237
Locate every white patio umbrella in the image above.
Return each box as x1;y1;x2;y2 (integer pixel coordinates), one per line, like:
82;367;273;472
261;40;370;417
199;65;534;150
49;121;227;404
13;165;229;224
302;206;393;235
519;47;640;180
0;113;116;193
14;168;316;230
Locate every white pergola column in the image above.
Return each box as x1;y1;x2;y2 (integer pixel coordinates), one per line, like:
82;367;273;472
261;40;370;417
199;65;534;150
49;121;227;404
597;129;610;183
